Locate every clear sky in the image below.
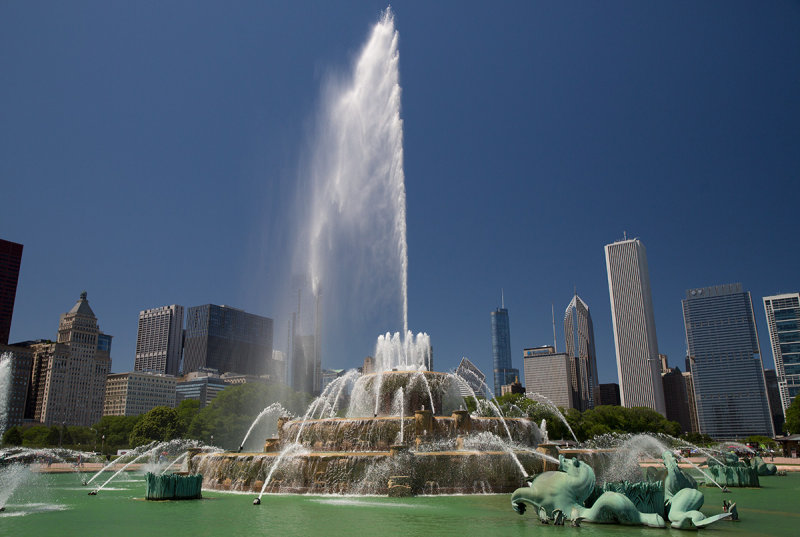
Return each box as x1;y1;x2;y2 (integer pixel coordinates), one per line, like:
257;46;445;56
2;1;798;387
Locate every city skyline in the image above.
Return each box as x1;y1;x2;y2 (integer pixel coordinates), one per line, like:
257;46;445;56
2;3;798;388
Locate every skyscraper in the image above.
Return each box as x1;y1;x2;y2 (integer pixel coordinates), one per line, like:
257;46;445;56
604;238;666;415
23;292;112;426
523;346;576;409
456;356;487;398
491;302;518;396
564;294;600;410
183;304;274;378
0;239;23;345
135;305;184;376
682;284;774;439
763;293;800;415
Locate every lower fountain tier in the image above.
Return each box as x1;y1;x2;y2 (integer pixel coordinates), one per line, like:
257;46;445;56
190;450;546;495
278;413;539;452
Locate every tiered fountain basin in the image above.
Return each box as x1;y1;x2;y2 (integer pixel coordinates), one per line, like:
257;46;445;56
190;370;545;495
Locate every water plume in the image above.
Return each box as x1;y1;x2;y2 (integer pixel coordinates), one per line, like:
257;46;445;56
293;7;408;362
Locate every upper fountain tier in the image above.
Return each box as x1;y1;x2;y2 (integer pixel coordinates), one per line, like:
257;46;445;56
372;331;432;373
346;370;464;418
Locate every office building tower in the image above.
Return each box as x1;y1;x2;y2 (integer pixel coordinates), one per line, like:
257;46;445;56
682;284;774;439
599;383;621;406
604;238;666;415
660;361;692;433
135;305;184;376
0;239;23;345
183;304;274;377
22;293;112;426
682;361;700;433
0;344;33;431
763;369;785;434
763;293;800;415
456;357;487;398
104;372;177;416
176;370;228;408
491;303;518;396
564;294;600;410
523;346;576;409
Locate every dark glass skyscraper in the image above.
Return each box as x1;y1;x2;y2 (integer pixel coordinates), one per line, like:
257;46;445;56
682;284;774;439
0;239;23;345
491;306;517;395
183;304;274;377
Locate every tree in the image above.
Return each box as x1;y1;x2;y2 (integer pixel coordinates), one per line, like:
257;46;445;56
94;415;141;453
784;396;800;435
2;426;23;446
681;432;714;446
175;399;200;437
745;435;777;450
187;383;310;450
129;406;182;447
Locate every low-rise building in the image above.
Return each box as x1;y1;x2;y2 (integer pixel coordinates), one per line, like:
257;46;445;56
104;371;177;416
176;369;228;408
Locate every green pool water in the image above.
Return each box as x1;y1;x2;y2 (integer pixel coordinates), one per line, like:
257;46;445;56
2;471;798;536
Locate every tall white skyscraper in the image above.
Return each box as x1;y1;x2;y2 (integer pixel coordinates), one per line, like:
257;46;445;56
135;305;184;376
763;292;800;416
604;238;666;415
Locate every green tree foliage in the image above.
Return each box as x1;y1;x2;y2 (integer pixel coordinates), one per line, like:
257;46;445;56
94;415;141;454
129;406;182;447
571;406;681;441
784;395;800;435
681;432;714;447
16;425;61;447
492;393;681;442
745;435;777;450
187;383;310;450
176;399;201;435
2;426;23;445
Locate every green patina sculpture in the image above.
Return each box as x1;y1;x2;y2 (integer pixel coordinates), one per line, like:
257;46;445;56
752;456;777;476
662;451;730;529
511;452;731;530
705;451;760;487
511;455;665;527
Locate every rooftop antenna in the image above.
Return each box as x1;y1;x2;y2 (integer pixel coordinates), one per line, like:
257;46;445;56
623;230;627;241
551;303;557;353
501;288;505;309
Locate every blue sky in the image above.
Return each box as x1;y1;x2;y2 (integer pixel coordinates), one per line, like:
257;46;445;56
2;1;798;386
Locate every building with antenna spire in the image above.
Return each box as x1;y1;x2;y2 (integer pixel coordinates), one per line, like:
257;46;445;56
604;236;666;416
490;293;518;396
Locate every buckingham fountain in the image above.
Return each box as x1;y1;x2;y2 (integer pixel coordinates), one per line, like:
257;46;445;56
189;331;550;497
0;7;789;534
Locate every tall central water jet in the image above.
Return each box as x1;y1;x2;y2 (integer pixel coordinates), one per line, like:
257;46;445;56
297;8;408;360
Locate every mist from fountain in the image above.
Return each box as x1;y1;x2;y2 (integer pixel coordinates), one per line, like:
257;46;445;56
589;433;726;490
239;403;293;452
391;388;405;444
257;442;310;499
525;392;578;443
0;353;12;436
84;441;157;486
294;7;408;370
0;463;32;511
91;439;216;494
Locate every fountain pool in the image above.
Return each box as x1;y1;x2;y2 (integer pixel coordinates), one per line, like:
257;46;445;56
1;471;797;537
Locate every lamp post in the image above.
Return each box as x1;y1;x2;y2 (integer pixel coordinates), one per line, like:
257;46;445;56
90;428;97;452
101;434;105;455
